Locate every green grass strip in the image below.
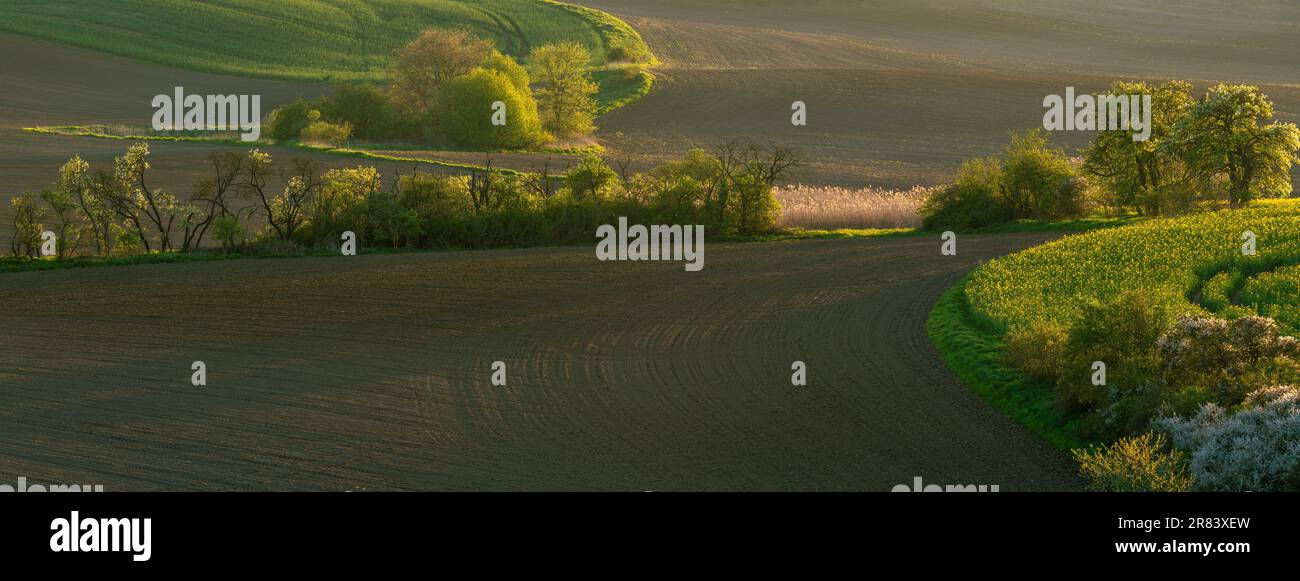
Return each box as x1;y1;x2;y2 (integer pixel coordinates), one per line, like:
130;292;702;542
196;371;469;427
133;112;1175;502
928;274;1086;451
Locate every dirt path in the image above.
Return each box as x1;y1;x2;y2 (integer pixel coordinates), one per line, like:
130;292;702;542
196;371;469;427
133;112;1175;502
0;233;1081;491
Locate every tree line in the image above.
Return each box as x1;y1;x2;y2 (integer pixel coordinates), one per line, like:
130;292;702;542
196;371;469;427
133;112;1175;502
10;142;800;259
921;82;1300;230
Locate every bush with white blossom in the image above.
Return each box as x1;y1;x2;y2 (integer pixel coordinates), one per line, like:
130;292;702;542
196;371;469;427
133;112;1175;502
1157;384;1300;491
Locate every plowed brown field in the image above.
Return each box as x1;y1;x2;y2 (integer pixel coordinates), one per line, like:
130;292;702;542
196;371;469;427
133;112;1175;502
584;0;1300;188
0;234;1080;490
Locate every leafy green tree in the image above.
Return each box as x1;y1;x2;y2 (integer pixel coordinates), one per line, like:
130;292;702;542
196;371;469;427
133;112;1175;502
212;214;248;253
565;154;619;201
56;155;111;256
1082;80;1196;214
301;120;353;146
308;166;381;245
640;149;718;222
264;98;315;142
727;171;781;235
397;173;472;218
1058;291;1176;433
389;27;494;115
40;185;80;259
528;42;598;140
482;51;531;94
9;192;46;258
921;131;1079;229
1171;84;1300;208
726;144;799;234
654;148;718;184
437;68;543;149
999;129;1078;219
919;157;1012;230
318;83;395;140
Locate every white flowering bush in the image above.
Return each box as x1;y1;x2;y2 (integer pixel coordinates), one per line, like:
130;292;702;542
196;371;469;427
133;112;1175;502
1156;315;1285;369
1157;385;1300;491
1156;315;1300;406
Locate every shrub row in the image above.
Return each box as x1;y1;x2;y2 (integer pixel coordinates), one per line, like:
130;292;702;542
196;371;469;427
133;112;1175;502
9;142;801;259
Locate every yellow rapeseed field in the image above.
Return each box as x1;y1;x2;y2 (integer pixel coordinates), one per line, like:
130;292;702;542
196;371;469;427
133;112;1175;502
965;200;1300;333
1240;264;1300;333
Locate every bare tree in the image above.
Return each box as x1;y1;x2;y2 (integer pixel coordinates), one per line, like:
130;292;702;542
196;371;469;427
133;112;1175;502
524;158;560;199
240;150;322;243
183;151;244;250
745;142;803;188
182;151;245;252
706;140;744;223
614;153;634;185
467;153;500;214
175;204;205;254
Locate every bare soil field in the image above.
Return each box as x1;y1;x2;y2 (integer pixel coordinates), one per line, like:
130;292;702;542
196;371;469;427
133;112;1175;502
579;0;1300;188
0;234;1079;490
582;0;1300;83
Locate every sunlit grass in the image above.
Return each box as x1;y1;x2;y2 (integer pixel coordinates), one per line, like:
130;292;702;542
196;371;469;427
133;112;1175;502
0;0;649;80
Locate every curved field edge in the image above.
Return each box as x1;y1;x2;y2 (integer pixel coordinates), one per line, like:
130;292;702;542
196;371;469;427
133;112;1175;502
927;275;1085;451
0;0;657;113
932;200;1300;454
593;67;655;115
540;0;657;67
0;229;921;277
1194;254;1300;333
20;125;595;176
537;0;658;114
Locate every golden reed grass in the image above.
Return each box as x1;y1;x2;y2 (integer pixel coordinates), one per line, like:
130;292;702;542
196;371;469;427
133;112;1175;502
775;184;933;229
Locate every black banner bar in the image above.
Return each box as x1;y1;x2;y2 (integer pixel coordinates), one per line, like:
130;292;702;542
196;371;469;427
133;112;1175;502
2;492;1281;571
